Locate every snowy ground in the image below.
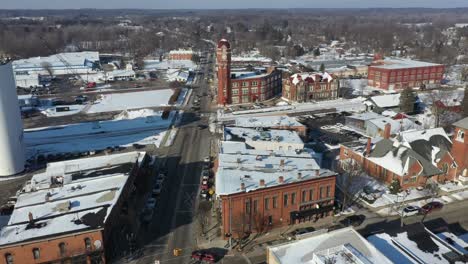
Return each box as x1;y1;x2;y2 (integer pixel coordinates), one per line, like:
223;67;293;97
25;110;176;158
86;89;174;114
444;64;467;86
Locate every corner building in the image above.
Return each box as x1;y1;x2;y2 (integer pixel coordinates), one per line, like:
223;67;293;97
217;39;282;105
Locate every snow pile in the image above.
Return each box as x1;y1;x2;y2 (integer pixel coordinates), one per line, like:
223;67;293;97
114;109;160;120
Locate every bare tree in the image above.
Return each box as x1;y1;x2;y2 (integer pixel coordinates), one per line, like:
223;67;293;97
197;201;212;236
337;159;367;211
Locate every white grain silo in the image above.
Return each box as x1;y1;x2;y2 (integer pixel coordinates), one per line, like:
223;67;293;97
0;63;25;176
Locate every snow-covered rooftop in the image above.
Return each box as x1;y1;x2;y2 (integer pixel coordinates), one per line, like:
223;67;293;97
13;51;99;70
169;49;194;54
399;127;451;144
290;72;334;85
268;227;392;264
224;127;304;145
0;152;146;246
220;141;314;158
369;93;401;108
370;58;442;70
347;112;383;121
234;116;304;129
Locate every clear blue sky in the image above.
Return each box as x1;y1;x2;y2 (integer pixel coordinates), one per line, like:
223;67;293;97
1;0;468;9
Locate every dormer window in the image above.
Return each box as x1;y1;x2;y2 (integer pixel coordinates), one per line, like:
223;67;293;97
457;130;465;142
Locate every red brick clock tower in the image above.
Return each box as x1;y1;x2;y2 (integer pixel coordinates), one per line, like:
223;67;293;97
217;39;232;105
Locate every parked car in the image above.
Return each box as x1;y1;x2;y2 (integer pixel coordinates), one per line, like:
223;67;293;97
402;205;420;216
419;201;443;214
204;156;211;163
145;198;157;209
339;214;366;227
290;227;315;238
152;184;162;196
202;170;211;178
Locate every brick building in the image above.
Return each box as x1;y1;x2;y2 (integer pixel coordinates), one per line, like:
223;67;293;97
0;152;151;264
282;72;339;102
168;49;194;60
451;117;468;184
215;144;336;238
339;127;457;189
217;39;282;105
368;58;445;90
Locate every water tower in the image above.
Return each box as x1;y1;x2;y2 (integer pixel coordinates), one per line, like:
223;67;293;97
0;63;25;176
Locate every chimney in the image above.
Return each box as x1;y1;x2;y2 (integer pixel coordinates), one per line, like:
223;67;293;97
297;172;302;179
28;212;34;223
383;123;391;139
366;137;372;156
240;182;246;191
278;176;284;184
259;179;265;187
45;192;51;202
315;170;320;176
280;159;285;167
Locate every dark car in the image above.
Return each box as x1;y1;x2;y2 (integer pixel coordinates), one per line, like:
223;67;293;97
290;227;315;237
339;214;366;227
419;201;444;214
402;205;420;216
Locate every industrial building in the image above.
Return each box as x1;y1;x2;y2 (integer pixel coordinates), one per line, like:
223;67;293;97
0;63;25;176
12;51;99;79
168;49;194;60
217;39;282;105
368;58;445;90
0;152;151;263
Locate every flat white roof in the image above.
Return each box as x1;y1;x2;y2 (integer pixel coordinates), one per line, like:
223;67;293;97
369;93;400;108
268;227;392;264
219;141;313;158
13;51;99;70
234;116;304;129
370;58;443;70
347;112;383;121
225;127;304;145
0;152;145;246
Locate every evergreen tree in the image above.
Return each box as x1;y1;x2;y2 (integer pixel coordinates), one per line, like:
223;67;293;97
319;63;325;73
314;48;321;57
399;87;416;114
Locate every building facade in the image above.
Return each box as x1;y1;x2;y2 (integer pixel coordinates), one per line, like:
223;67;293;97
451;118;468;184
282;72;339;102
168;49;194;60
217;39;282;105
368;58;445;90
219;174;336;239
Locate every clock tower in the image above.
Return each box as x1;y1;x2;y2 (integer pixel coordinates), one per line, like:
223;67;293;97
217;39;232;105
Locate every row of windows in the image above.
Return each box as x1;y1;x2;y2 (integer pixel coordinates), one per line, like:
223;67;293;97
4;238;93;263
232;76;281;88
245;186;332;213
371;67;443;76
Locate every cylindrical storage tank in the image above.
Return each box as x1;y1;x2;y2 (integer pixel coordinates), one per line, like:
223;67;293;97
0;63;25;176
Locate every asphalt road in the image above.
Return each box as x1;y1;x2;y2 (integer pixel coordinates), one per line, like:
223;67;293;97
129;51;215;264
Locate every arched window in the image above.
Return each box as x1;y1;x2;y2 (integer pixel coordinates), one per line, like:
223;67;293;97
4;253;13;264
58;242;66;256
32;248;40;260
84;237;92;250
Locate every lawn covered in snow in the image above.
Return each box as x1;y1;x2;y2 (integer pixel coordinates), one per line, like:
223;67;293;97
86;89;174;113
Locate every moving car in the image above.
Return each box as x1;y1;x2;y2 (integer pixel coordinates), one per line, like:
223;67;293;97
191;251;217;263
419;201;443;214
402;205;420;216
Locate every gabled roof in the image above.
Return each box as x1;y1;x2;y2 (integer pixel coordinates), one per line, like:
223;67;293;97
453;117;468;130
369;93;400;108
